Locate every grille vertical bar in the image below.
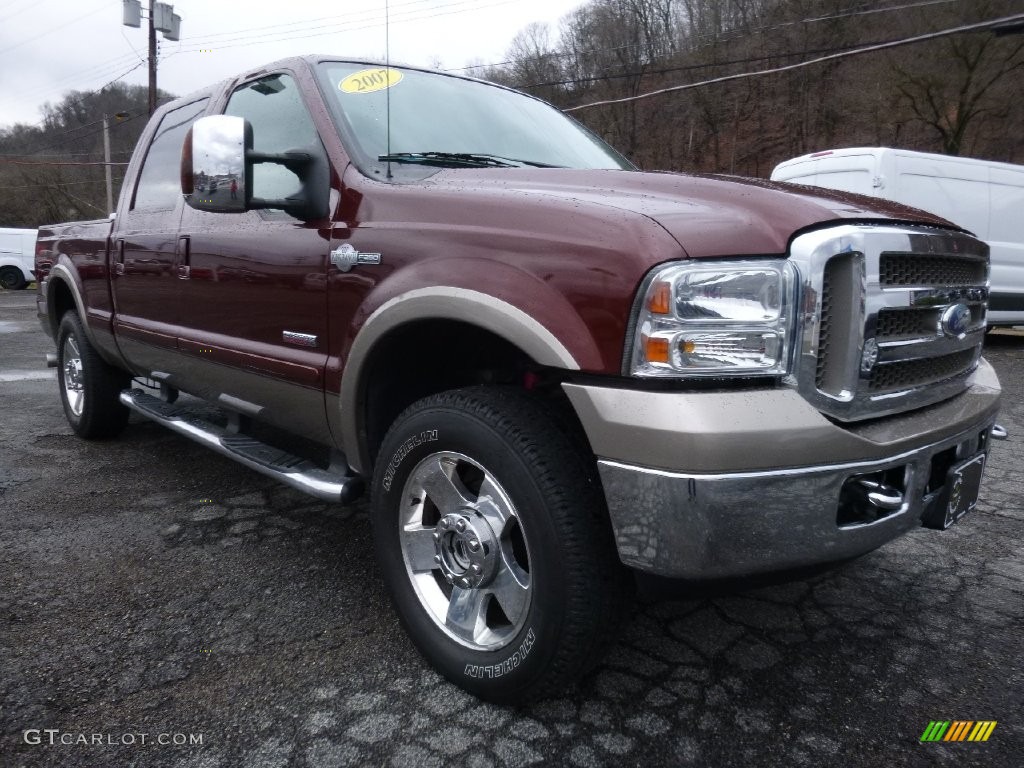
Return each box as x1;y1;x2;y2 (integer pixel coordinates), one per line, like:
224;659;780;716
816;252;861;396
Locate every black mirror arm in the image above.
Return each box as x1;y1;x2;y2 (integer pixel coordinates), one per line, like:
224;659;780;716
245;148;329;221
246;150;315;174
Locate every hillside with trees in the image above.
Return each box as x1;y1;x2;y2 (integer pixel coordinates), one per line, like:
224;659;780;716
0;84;163;228
1;0;1020;228
479;0;1024;175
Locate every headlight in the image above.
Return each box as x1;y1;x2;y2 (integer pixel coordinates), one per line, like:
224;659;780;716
629;259;798;378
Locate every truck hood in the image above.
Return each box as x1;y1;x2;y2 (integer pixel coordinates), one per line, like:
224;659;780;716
421;168;957;257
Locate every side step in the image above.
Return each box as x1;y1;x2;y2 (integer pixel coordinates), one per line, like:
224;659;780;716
119;389;364;503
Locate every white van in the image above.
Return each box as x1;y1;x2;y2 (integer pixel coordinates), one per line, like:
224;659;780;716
0;227;38;290
771;147;1024;327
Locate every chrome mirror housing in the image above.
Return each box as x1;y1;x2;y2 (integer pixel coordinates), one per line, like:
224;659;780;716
182;115;248;213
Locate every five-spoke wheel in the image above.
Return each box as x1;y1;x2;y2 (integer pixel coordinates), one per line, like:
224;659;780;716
372;387;625;703
400;451;532;650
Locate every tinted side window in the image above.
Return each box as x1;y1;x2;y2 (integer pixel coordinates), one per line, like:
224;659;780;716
224;74;320;201
132;99;209;210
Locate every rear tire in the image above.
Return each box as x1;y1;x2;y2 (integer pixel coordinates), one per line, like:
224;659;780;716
371;387;626;703
56;311;130;439
0;266;26;290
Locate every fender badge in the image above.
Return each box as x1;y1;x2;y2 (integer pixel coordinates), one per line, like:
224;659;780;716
330;243;382;272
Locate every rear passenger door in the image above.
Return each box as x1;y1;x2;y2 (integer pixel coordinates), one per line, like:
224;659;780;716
112;97;208;375
175;72;335;444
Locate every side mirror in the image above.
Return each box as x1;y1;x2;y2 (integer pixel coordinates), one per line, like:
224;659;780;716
182;115;330;221
182;115;249;214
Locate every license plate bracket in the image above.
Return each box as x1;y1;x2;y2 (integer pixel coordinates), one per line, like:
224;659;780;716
927;453;986;529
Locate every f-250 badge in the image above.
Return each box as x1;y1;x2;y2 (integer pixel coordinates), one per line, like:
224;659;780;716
330;243;382;272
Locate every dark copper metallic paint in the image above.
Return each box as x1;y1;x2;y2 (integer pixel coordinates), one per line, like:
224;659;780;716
36;55;966;426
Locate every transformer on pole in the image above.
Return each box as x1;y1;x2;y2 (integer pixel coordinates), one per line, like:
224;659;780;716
122;0;181;116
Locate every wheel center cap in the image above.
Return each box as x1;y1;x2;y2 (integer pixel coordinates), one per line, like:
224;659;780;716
433;510;499;589
64;360;83;387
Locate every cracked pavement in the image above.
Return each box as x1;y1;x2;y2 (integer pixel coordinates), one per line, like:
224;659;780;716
1;290;1021;767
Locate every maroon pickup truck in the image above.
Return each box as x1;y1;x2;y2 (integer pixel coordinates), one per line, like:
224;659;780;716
36;56;1004;702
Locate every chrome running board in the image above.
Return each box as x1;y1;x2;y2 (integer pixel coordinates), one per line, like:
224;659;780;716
119;389;363;503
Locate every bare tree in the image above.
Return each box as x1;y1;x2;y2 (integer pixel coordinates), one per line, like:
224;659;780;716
892;33;1024;156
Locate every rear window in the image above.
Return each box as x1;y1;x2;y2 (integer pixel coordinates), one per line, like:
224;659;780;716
132;99;209;211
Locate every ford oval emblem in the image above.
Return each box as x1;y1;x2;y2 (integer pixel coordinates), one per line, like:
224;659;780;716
940;303;971;338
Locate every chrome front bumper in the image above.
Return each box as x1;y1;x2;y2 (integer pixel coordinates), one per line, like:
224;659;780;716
564;360;1002;579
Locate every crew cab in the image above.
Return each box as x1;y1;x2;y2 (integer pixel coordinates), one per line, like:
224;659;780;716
35;56;1005;702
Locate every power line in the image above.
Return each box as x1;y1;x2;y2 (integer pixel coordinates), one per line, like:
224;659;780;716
450;0;965;73
12;52;142;100
0;179;110;191
0;150;132;158
168;0;517;54
0;159;130;166
0;0;119;57
0;60;147;135
4;111;145;161
59;188;108;215
521;39;893;90
177;0;438;44
565;13;1024;112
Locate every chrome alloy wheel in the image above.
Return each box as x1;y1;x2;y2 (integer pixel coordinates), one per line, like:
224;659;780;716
61;335;85;417
399;451;532;651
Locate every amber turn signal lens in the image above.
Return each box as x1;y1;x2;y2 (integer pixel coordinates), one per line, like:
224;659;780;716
644;336;670;364
648;281;672;315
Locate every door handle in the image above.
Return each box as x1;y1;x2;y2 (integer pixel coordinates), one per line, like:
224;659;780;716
177;235;191;279
113;239;125;276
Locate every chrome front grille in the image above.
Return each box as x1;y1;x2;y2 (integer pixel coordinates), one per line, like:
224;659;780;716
875;308;942;339
789;225;989;422
867;348;977;392
879;253;987;287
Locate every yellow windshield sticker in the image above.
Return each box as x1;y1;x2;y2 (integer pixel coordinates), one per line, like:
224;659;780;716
340;68;403;94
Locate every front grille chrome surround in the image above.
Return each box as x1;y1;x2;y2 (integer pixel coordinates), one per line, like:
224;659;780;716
786;225;989;422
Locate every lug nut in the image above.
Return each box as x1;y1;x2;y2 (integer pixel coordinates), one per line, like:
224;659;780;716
459;578;471;588
439;518;450;529
433;554;441;564
468;539;480;552
471;564;481;574
433;532;440;541
455;519;467;533
445;574;453;584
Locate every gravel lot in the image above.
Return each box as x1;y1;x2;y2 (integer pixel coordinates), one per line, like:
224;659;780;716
1;288;1021;767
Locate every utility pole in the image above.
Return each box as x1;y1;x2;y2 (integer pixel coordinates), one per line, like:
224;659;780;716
122;0;181;117
148;0;157;116
102;116;113;214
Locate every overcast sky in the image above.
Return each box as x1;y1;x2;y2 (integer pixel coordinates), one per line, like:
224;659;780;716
0;0;584;128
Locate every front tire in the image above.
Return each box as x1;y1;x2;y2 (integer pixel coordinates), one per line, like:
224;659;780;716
371;387;626;703
56;311;130;439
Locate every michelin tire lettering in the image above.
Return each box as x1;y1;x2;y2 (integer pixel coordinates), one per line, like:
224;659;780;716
382;430;438;491
464;628;536;678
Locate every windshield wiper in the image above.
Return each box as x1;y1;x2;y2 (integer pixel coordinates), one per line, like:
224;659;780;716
378;152;563;168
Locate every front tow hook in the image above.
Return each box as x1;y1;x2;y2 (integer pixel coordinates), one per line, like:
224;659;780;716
991;424;1008;441
853;478;904;511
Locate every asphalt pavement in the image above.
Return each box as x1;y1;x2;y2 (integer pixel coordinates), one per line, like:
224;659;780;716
1;288;1021;767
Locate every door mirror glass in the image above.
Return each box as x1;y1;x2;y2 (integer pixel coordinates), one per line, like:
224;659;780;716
182;115;249;213
182;112;329;221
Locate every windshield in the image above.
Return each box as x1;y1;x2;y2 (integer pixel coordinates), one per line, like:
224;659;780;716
317;62;633;178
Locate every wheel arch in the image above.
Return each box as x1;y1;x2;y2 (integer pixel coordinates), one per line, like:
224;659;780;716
45;264;92;341
339;288;583;475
